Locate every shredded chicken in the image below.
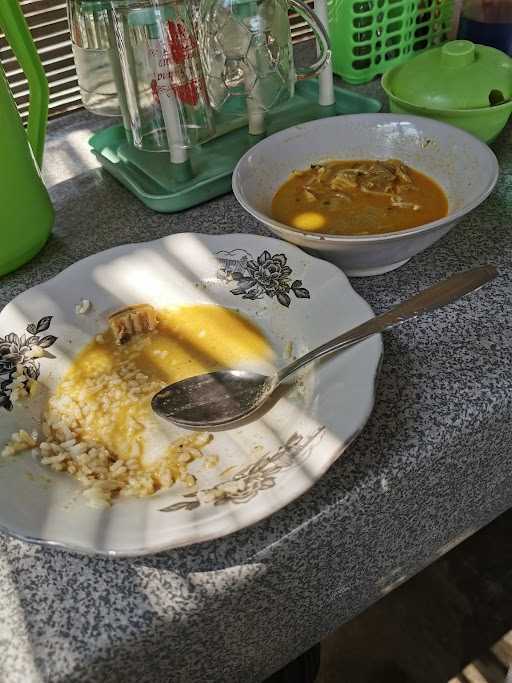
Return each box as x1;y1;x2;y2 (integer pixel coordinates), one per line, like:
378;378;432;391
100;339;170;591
360;165;395;193
330;173;358;191
385;159;413;185
296;159;419;210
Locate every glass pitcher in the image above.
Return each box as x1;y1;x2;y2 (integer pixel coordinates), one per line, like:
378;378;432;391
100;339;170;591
198;0;330;133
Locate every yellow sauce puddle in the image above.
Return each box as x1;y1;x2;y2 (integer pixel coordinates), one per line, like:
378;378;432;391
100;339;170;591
54;305;274;462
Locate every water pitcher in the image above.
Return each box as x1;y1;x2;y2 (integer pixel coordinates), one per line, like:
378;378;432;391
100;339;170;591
0;0;53;277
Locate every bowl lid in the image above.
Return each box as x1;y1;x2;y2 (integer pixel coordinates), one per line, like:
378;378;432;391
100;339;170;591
385;40;512;110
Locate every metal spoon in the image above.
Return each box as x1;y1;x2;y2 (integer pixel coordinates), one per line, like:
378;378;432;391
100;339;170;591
152;264;497;430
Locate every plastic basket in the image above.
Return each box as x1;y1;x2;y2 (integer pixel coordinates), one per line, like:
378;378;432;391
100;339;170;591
328;0;454;84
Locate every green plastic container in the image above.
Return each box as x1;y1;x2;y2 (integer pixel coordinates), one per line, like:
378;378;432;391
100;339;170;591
0;0;53;277
328;0;454;85
382;40;512;142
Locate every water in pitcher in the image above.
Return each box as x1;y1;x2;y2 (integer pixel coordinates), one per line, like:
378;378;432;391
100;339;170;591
72;44;121;116
68;0;125;117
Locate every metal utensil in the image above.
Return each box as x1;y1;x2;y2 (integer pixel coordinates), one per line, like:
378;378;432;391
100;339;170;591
152;264;497;429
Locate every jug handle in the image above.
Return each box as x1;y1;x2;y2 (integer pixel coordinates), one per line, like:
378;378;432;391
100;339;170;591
288;0;330;80
0;0;49;168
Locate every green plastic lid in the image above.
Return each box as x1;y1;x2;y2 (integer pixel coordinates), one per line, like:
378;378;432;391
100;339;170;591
386;40;512;110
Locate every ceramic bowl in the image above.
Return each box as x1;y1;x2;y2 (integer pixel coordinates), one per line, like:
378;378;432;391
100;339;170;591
232;114;499;276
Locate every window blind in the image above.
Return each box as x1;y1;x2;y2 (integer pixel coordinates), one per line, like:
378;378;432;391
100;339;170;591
0;0;316;121
0;0;81;120
289;2;319;44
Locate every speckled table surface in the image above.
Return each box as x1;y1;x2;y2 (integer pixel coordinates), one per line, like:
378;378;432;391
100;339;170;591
1;80;512;683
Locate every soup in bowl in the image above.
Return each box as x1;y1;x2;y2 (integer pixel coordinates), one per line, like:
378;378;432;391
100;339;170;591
272;158;449;235
233;114;498;276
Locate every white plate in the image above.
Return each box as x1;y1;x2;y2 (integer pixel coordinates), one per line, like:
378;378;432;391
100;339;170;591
0;233;382;556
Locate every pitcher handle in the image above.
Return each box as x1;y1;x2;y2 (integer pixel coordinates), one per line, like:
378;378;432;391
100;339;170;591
288;0;330;80
0;0;49;168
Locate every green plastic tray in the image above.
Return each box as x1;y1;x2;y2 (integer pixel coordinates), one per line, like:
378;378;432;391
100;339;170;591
89;79;381;213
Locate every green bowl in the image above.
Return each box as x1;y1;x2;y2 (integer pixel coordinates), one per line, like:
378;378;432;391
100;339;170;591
382;70;512;143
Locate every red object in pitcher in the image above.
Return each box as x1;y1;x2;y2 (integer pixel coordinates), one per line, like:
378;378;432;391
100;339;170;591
167;19;197;63
165;19;206;106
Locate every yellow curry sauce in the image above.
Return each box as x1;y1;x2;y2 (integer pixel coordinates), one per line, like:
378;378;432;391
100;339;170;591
54;305;273;460
272;159;448;236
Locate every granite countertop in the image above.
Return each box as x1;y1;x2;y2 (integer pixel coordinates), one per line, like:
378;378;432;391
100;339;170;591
1;81;512;683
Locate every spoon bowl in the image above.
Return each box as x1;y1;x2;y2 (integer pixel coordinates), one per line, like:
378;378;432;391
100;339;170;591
152;370;276;429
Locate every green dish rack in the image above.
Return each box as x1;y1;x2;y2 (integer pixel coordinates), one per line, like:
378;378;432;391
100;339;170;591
89;79;381;214
328;0;454;85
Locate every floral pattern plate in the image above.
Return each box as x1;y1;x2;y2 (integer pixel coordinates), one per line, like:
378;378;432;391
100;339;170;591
0;233;382;556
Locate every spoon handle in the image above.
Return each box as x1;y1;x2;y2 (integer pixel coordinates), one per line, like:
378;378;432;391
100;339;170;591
276;264;497;384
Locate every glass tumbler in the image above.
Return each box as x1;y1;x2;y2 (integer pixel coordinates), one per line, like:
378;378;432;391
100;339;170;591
111;0;215;162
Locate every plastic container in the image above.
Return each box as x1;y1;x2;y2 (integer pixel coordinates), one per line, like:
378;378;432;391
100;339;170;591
382;39;512;142
328;0;454;85
0;0;54;277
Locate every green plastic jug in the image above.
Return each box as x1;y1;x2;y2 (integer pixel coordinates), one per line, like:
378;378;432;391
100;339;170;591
0;0;53;277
